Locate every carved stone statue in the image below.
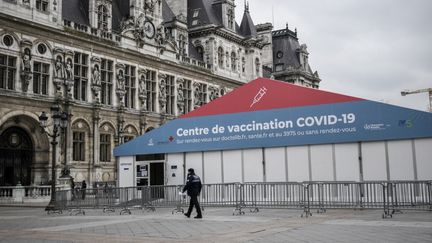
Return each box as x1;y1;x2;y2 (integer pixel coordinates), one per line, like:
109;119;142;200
54;56;65;79
177;83;185;114
139;75;146;95
159;79;167;112
92;64;101;86
65;58;73;81
117;70;125;90
20;48;32;92
144;0;156;12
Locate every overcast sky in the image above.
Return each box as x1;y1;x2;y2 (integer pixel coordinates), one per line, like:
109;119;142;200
235;0;432;111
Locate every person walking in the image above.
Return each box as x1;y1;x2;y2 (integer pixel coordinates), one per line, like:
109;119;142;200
182;168;202;219
81;180;87;200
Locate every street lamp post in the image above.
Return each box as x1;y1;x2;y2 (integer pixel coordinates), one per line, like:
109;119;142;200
39;103;68;212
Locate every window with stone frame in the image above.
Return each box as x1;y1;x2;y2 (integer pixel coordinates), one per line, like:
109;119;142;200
145;70;156;112
124;65;136;109
178;35;186;56
32;62;49;95
0;54;16;90
72;131;85;161
36;0;49;12
97;5;109;30
100;133;111;162
101;58;113;105
231;52;236;71
227;8;234;30
255;58;260;76
165;75;175;115
123;135;134;143
182;79;192;113
242;57;246;74
73;52;89;101
218;47;224;68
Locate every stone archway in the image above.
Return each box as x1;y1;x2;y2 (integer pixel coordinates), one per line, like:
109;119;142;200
0;114;50;186
0;127;33;186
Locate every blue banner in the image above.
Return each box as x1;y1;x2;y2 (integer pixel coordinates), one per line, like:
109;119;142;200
114;101;432;156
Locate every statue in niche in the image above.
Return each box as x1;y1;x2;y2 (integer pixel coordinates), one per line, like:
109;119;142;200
138;75;146;95
54;56;65;79
194;86;201;107
92;64;101;86
65;58;73;81
20;48;32;91
117;70;125;90
159;79;166;99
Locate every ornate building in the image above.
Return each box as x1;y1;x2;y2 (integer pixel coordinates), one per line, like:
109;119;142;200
0;0;320;187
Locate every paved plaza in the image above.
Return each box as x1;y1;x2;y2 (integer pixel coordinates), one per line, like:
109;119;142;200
0;206;431;243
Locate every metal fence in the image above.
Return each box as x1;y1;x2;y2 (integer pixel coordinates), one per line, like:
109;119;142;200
51;181;432;218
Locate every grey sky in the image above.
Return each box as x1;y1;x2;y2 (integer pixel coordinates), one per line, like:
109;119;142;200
236;0;432;111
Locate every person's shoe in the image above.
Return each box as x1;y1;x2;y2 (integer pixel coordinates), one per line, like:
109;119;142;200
184;213;190;218
194;215;202;219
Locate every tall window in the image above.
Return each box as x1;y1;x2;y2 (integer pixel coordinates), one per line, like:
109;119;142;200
231;52;236;71
178;35;186;56
0;54;16;90
255;58;260;76
183;79;192;113
100;134;111;162
165;75;175;115
72;132;85;161
227;9;234;29
242;57;246;74
146;70;156;112
218;47;224;68
196;46;204;60
33;62;49;95
97;5;109;30
36;0;49;12
124;65;136;109
101;58;113;105
73;52;88;101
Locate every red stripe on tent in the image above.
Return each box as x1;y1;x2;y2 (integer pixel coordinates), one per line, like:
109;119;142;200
181;78;363;118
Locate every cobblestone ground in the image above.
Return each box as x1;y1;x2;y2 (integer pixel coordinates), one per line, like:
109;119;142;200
0;206;431;242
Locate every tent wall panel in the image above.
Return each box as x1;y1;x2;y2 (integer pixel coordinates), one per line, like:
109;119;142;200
243;148;264;182
334;143;360;181
185;152;203;179
222;150;243;183
310;144;334;181
362;141;387;180
264;147;287;182
287;146;310;182
203;151;222;184
388;140;415;180
414;138;432;180
118;156;134;188
166;153;184;185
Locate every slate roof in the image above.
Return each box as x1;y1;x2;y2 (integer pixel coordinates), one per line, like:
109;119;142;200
239;8;257;38
62;0;90;26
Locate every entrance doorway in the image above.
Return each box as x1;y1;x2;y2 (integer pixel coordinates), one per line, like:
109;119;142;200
0;127;33;186
150;163;164;186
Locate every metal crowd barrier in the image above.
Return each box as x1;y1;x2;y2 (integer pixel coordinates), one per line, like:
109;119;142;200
50;181;431;218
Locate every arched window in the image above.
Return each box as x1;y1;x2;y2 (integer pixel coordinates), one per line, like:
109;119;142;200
231;52;236;71
196;46;204;60
217;47;224;68
255;58;260;76
97;5;109;30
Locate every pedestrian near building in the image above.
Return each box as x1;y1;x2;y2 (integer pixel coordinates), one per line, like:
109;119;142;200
70;178;75;200
81;180;87;200
182;168;202;219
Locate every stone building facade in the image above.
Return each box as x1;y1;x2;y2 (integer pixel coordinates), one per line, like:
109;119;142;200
0;0;320;187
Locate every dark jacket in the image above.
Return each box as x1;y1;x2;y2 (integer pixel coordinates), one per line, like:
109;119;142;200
182;174;202;197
